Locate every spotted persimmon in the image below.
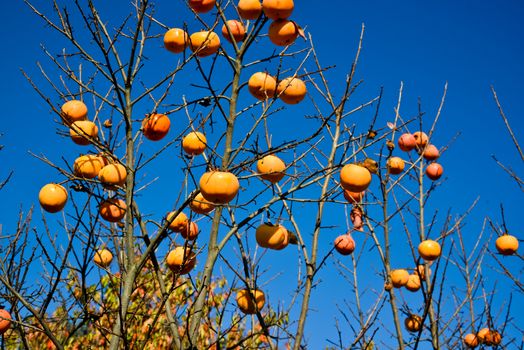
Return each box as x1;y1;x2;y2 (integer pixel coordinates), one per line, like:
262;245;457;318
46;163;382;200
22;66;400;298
268;19;299;46
199;171;239;204
248;72;277;100
413;131;429;148
425;163;443;181
256;154;286;183
163;28;188;53
61;100;87;124
142;113;170;141
423;144;440;161
398;133;416;152
387;157;405;175
276;77;306;104
334;234;356;255
39;183;68;213
340;164;372;192
189;31;221;57
262;0;294;20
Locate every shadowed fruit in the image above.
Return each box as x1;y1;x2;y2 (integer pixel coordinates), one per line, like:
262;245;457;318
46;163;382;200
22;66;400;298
74;154;106;179
166;247;196;274
425;163;443;181
256;223;289;249
166;212;189;232
387;157;405;175
343;189;365;204
390;269;409;288
99;198;126;222
70;120;98;145
495;234;518;255
94;249;113;268
189;193;216;214
142;113;170;141
398;133;416;152
423;144;440;161
98;163;127;187
180;221;199;240
405;315;422;332
0;309;11;335
463;333;479;348
236;289;265;314
189;0;215;13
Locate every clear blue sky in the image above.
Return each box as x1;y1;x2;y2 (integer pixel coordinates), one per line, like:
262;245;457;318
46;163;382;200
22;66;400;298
1;0;522;348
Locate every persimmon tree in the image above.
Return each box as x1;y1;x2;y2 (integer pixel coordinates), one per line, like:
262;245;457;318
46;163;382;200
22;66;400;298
0;0;521;349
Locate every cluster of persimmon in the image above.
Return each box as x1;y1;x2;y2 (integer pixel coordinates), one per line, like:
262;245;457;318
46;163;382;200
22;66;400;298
397;131;443;180
463;328;502;348
163;0;301;55
388;264;431;293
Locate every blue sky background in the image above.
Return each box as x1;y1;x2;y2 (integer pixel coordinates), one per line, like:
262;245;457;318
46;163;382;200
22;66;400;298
1;0;523;348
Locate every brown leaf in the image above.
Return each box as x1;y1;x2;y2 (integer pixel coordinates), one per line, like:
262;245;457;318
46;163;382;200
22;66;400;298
287;231;298;245
362;158;378;174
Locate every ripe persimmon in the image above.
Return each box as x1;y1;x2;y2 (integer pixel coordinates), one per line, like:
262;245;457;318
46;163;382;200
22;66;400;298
256;223;288;249
166;247;196;274
61;100;87;124
221;20;246;43
166;212;189;232
387;157;405;175
343;189;365;204
418;239;441;261
423;144;440;161
463;333;479;348
182;131;207;155
262;0;294;20
189;0;215;13
495;234;519;255
413;131;429;148
70;120;98;145
163;28;188;53
39;183;68;213
142;113;170;141
256;154;286;183
189;31;221;57
268;19;299;46
404;314;423;332
0;309;11;335
74;154;106;179
236;289;265;314
248;72;277;100
398;133;416;152
425;163;443;181
276;77;306;104
99;198;126;222
334;234;356;255
199;171;239;204
390;269;409;288
238;0;262;20
98;163;127;187
340;164;372;192
180;221;199;240
94;248;113;268
189;193;216;214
